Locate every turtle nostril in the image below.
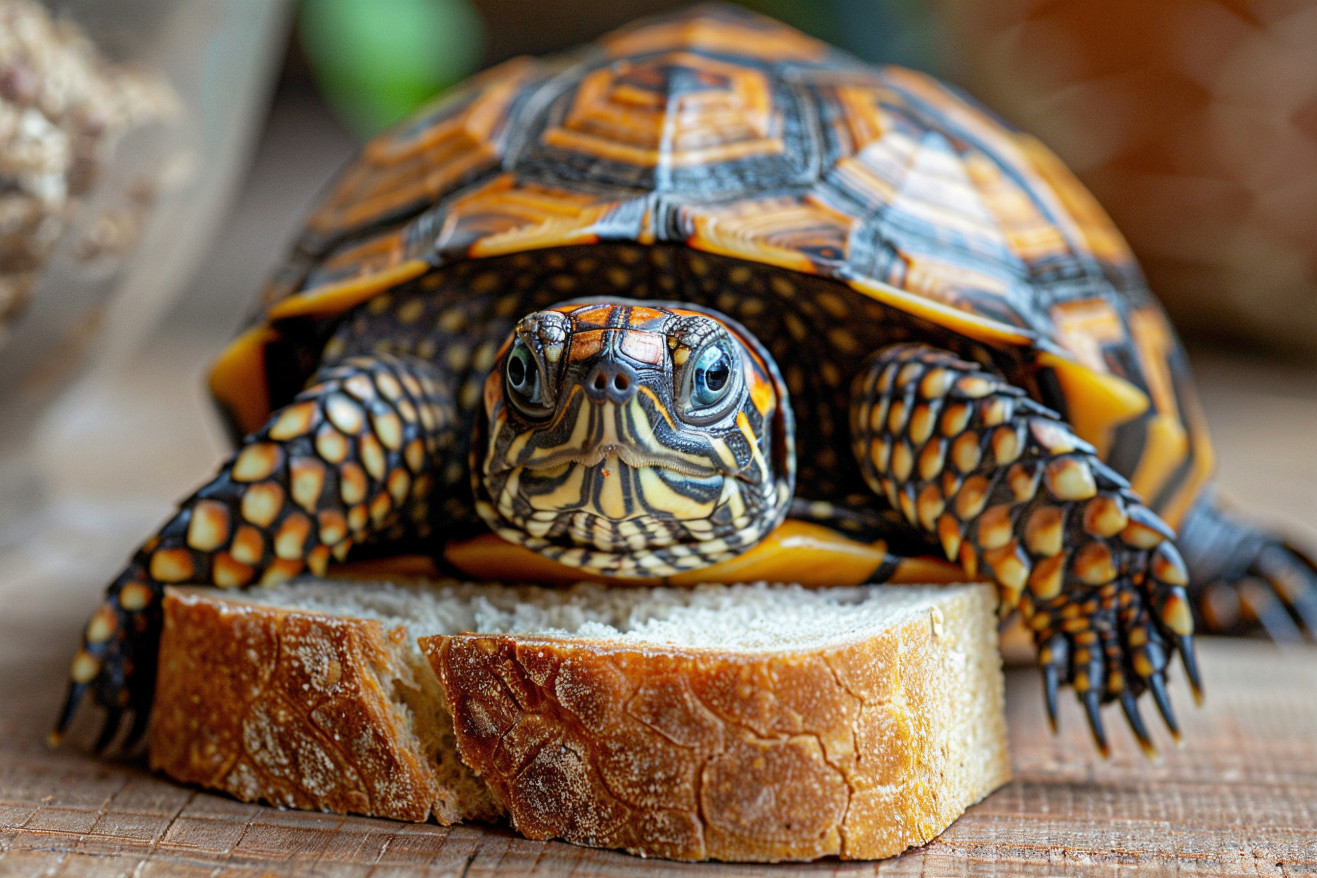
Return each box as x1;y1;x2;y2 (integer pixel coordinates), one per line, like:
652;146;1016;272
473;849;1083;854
613;373;630;392
593;372;607;391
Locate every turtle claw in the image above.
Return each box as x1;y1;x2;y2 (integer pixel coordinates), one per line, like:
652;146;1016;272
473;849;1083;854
1176;634;1204;705
1119;690;1158;759
93;708;124;755
1147;672;1180;741
1081;688;1109;758
1043;661;1061;732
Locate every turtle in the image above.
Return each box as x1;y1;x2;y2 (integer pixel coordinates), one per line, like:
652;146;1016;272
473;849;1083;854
56;3;1317;757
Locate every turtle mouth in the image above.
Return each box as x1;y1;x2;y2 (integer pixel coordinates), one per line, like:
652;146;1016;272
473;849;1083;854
514;444;723;479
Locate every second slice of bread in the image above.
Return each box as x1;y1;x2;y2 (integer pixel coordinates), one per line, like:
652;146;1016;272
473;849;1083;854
150;580;1009;862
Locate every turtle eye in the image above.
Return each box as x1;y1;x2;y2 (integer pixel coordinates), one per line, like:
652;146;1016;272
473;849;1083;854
680;339;740;423
505;340;551;416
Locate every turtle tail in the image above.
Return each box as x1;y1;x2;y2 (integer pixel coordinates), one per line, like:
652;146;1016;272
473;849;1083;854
1178;492;1317;640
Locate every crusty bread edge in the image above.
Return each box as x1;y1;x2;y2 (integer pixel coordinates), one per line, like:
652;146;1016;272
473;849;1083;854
149;588;502;824
149;583;1010;861
424;584;1010;861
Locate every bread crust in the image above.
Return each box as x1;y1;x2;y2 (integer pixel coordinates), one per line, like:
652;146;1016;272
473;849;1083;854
149;584;1008;861
149;589;502;824
423;586;1010;861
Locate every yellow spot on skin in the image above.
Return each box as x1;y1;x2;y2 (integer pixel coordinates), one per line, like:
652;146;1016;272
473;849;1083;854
187;500;231;552
1152;543;1189;587
890;442;913;482
955;475;990;521
1029;554;1066;600
388;469;412;505
957;375;993;398
1008;463;1039;502
340;462;368;506
360;435;387;481
919;368;951;400
918;439;947;481
1045;457;1097;501
1161;593;1194;636
268;401;318;441
977;505;1014;550
980;397;1010;427
290;458;326;512
940;402;970;437
348;505;369;534
316;426;350;464
345;374;374;401
917;484;945;531
240;481;285;528
869;437;890;473
908;404;934;445
1120;519;1165;549
232;443;282;483
1075;543;1117;585
260;559;302;587
150;549;195;583
370;493;393;525
326;394;365;435
85;607;117;643
214;553;254;588
231;525;264;565
938;514;962;562
375;372;404;401
308;545;332;575
120;584;152;610
71;650;100;684
1025;506;1065;558
372;410;404;451
319;509;349;545
887;400;908;434
672;346;690;367
275;514;312;560
986;542;1029;603
404;439;426;474
991;426;1020;465
1083;495;1128;538
1030;419;1077;454
951;432;981;474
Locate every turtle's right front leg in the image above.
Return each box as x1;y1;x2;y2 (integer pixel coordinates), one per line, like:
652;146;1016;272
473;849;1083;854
53;353;456;752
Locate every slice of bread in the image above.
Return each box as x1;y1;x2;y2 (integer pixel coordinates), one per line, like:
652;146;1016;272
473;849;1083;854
150;580;1009;862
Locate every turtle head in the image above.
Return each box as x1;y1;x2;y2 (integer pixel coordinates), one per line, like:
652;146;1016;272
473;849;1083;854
473;299;795;578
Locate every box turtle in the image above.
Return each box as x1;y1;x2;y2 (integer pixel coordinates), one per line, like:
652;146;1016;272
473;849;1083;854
57;4;1316;757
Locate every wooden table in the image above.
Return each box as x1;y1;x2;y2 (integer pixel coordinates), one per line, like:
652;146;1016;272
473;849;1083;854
1;343;1315;877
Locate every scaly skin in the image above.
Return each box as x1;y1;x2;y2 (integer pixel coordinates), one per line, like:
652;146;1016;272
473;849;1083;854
850;343;1202;756
53;354;456;751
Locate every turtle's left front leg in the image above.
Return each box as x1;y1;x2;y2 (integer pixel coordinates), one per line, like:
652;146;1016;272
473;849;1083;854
53;353;456;752
851;343;1200;756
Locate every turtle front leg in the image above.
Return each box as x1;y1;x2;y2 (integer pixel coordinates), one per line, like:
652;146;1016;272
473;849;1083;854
850;343;1200;756
53;353;456;752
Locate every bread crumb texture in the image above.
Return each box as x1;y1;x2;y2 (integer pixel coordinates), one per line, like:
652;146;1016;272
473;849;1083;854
424;586;1008;861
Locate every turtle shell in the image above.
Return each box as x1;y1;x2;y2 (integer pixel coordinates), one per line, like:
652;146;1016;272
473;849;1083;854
211;3;1213;529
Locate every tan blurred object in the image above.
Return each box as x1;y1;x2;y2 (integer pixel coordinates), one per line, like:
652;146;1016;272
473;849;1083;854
0;0;175;346
934;0;1317;358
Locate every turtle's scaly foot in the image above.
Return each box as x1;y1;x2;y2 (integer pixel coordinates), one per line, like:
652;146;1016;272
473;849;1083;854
1179;494;1317;639
53;354;455;752
851;343;1199;757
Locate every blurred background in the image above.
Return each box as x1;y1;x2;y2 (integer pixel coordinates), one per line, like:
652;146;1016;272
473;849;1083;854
2;0;1313;562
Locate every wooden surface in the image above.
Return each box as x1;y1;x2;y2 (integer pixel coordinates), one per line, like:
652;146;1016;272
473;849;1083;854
0;345;1315;877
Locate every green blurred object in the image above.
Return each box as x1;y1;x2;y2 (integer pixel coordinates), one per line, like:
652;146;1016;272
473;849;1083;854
298;0;484;137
